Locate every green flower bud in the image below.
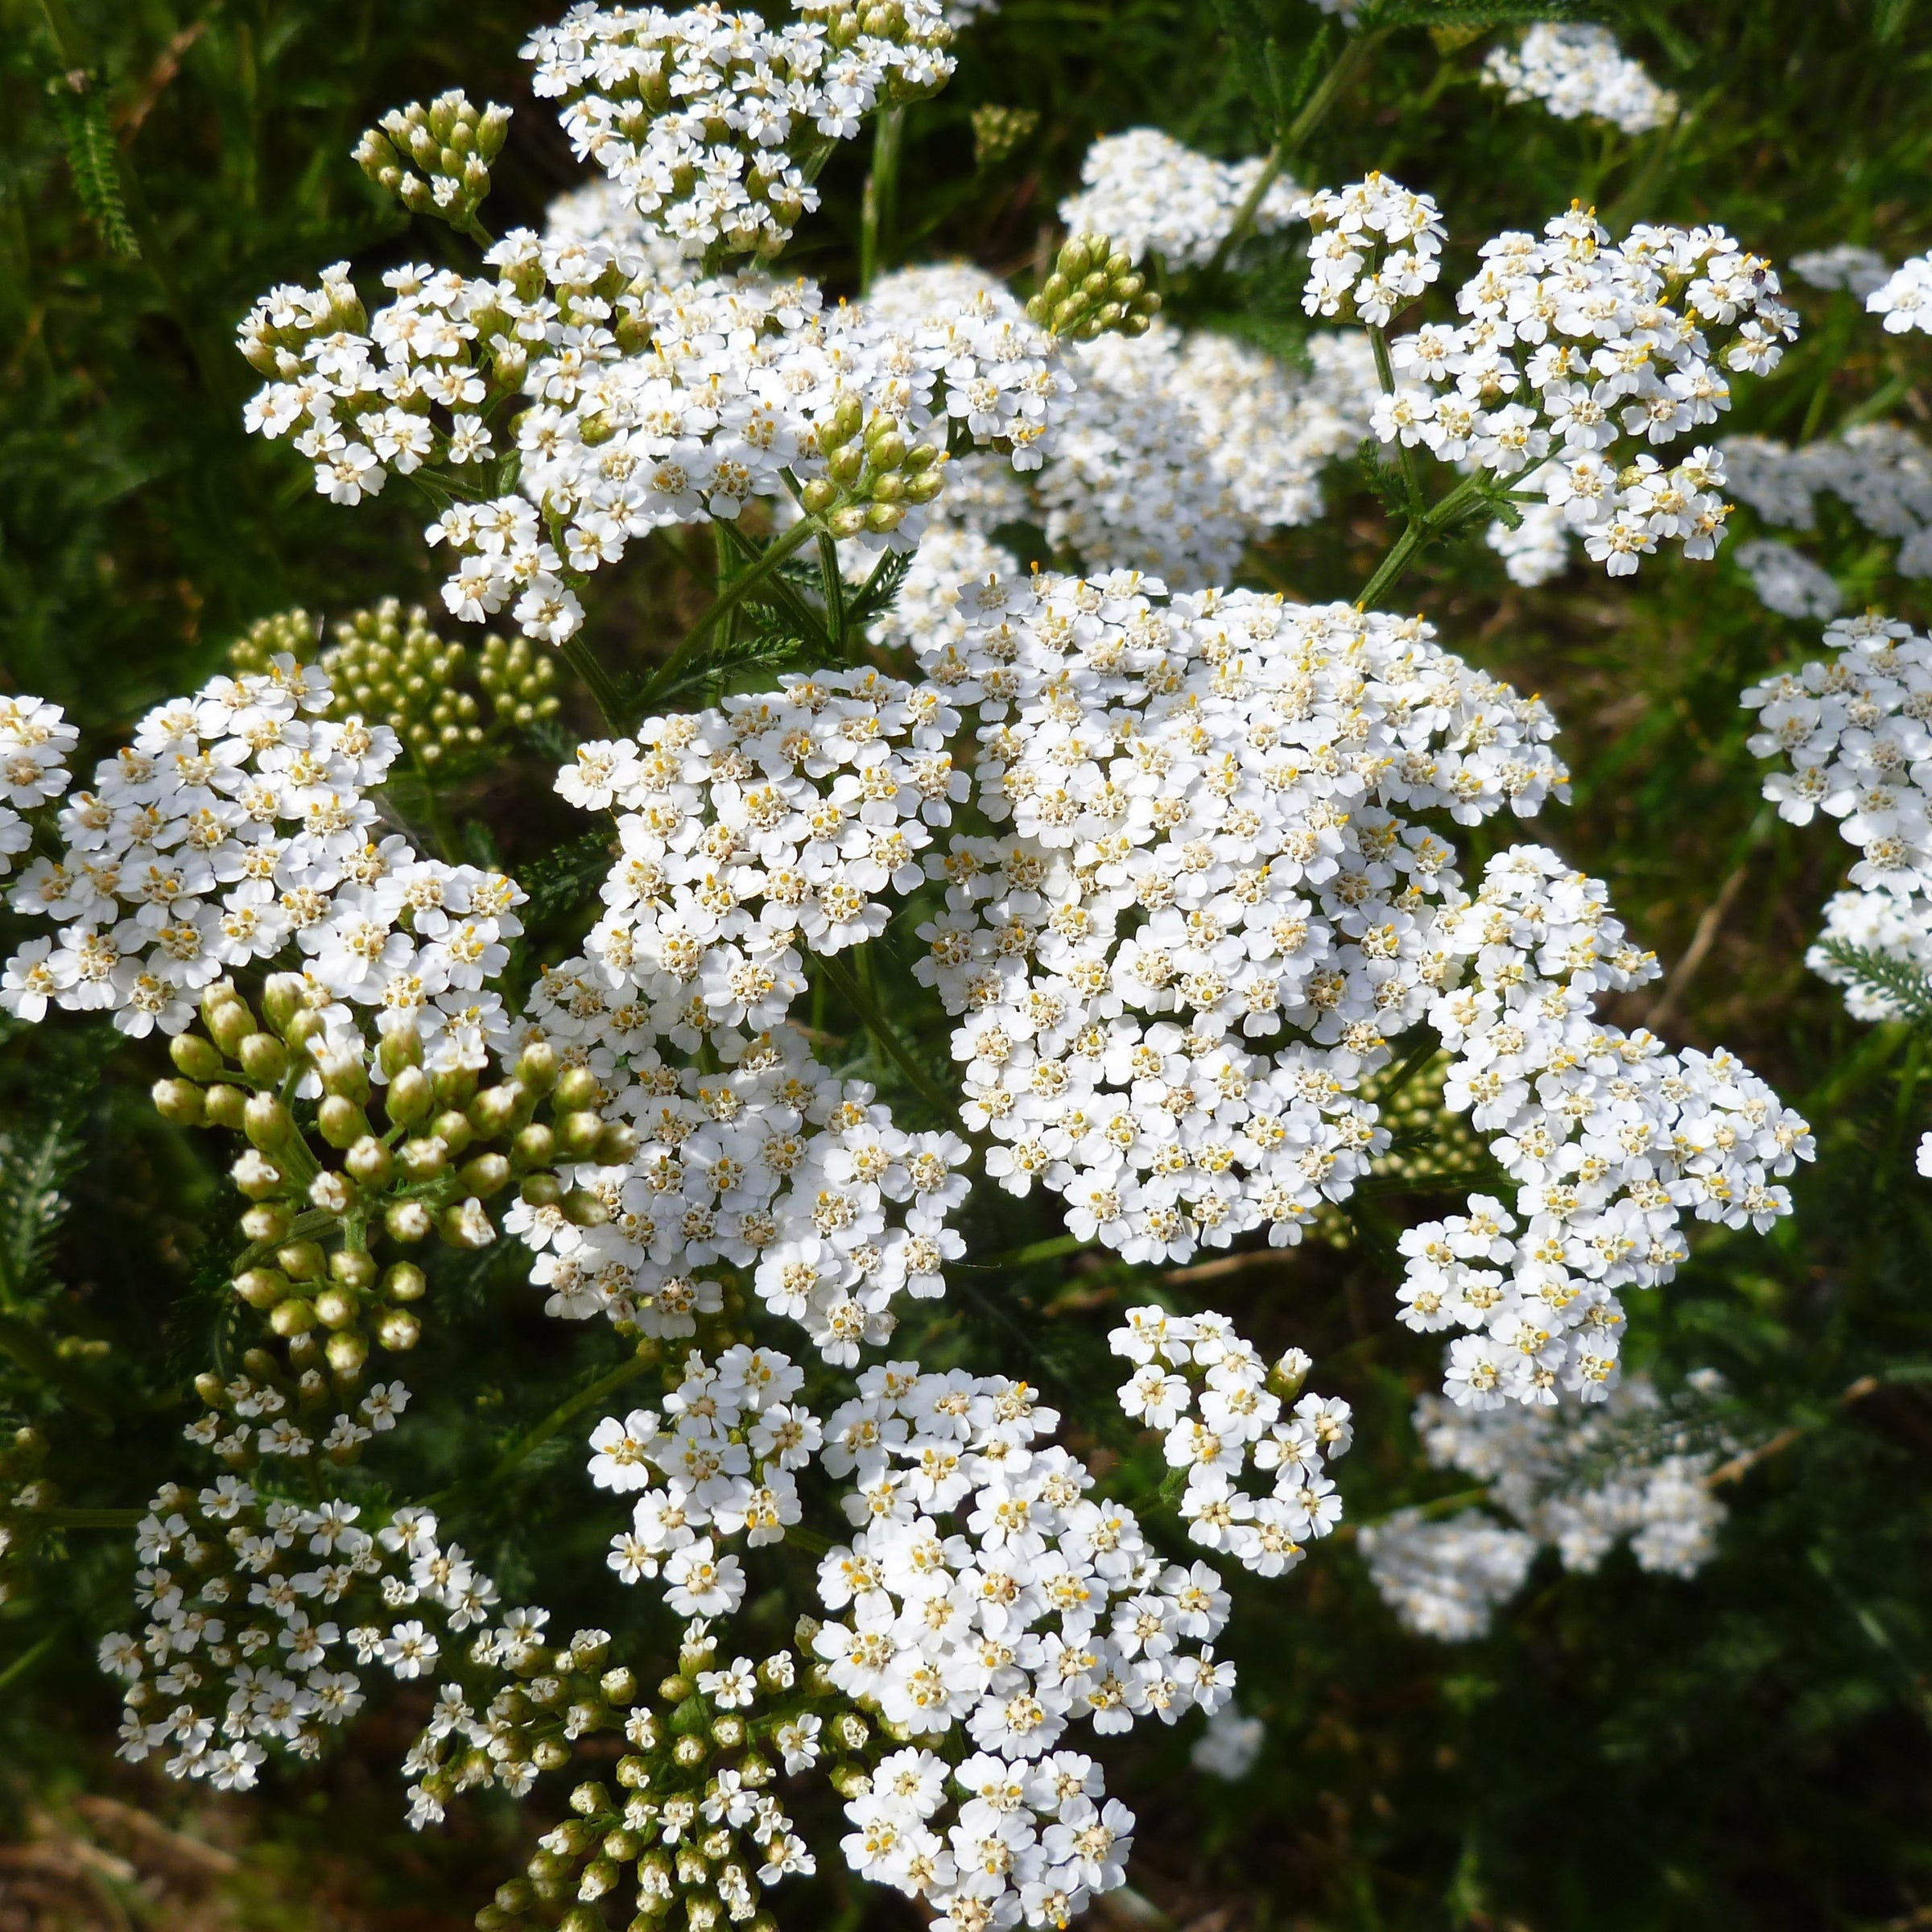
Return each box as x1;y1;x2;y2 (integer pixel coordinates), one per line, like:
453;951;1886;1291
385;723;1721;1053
511;1123;555;1172
520;1170;564;1208
309;1170;357;1216
385;1199;433;1243
438;1197;494;1249
458;1151;512;1197
828;505;869;539
553;1065;601;1112
243;1095;292;1150
600;1666;638;1703
233;1268;290;1311
345;1136;394;1187
376;1308;421;1351
382;1261;427;1302
379;1021;425;1077
971;102;1038;170
569;1779;613;1817
242;1202;293;1244
562;1189;609;1228
513;1041;559;1093
431;1109;475;1158
398;1136;448;1183
555;1110;606;1160
329;1248;378;1290
270;1297;316;1338
800;477;837;514
864;502;904;533
318;1096;364;1149
204;1084;247;1129
468;1084;522;1137
171;1034;225;1083
204;992;256;1058
386;1066;433;1127
152;1079;206;1127
237;1033;289;1083
314;1286;360;1330
277;1241;325;1282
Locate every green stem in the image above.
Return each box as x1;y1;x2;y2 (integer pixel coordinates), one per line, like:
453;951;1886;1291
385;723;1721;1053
1203;27;1387;277
638;517;824;712
559;630;628;735
1355;473;1492;609
858;105;906;296
438;1348;658;1506
0;1633;57;1696
1368;324;1426;513
814;951;960;1127
818;529;848;660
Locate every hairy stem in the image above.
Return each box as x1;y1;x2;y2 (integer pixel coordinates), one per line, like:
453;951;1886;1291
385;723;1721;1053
559;632;627;736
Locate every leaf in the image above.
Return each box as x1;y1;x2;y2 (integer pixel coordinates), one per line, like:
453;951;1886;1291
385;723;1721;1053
52;83;140;261
1358;438;1410;517
1816;940;1932;1023
845;548;917;629
519;829;619;920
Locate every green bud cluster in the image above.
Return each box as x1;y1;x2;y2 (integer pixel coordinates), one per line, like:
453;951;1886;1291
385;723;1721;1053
228;608;322;672
0;1426;52;1606
152;976;630;1391
467;1620;857;1932
1310;1049;1478;1251
324;600;559;768
971;102;1039;170
1025;232;1161;343
354;91;511;233
798;393;946;537
798;1;953;99
228;601;558;768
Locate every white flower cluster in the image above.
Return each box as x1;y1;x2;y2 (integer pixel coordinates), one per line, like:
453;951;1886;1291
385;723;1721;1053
0;658;525;1052
524;0;954;261
1396;847;1810;1407
1057;130;1303;270
875;524;1023;658
0;695;76;879
1356;1511;1534;1641
1369;200;1796;580
1108;1307;1349;1574
1415;1375;1730;1576
99;1462;497;1793
1790;243;1893;299
1297;172;1446;327
594;1344;819;1606
1867;252;1932;335
1363;1375;1730;1641
1037;324;1377;585
809;1361;1232;1930
1480;25;1677;138
1734;536;1843;620
244;235;1075;649
520;669;972;1359
1744;613;1932;1018
239;257;522;510
1723;425;1932;585
907;579;1573;1275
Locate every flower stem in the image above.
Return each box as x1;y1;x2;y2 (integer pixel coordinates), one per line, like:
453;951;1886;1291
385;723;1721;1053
559;630;628;735
859;105;906;295
467;1345;658;1496
814;950;960;1127
1203;27;1387;277
638;517;823;713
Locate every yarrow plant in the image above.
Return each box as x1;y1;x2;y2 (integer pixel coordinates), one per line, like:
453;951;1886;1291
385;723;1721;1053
17;0;1918;1926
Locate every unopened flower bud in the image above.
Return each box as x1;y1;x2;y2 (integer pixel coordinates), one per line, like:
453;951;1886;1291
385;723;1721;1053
242;1096;292;1150
237;1033;289;1083
431;1109;475;1158
278;1241;324;1282
204;1084;247;1129
863;502;904;533
170;1034;225;1083
828;506;868;538
379;1021;424;1078
800;477;837;513
314;1286;360;1330
318;1095;364;1149
399;1136;448;1182
382;1261;427;1303
309;1170;357;1216
345;1136;394;1187
468;1084;522;1137
232;1150;283;1199
233;1267;290;1311
386;1066;432;1127
438;1197;494;1249
458;1151;512;1197
261;974;312;1035
386;1199;432;1243
555;1110;606;1159
521;1171;564;1208
270;1297;316;1337
511;1123;555;1172
514;1042;559;1094
376;1308;421;1351
594;1122;636;1166
152;1079;205;1126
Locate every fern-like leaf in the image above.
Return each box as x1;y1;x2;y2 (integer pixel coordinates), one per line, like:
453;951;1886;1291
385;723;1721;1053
1817;939;1932;1022
54;83;140;260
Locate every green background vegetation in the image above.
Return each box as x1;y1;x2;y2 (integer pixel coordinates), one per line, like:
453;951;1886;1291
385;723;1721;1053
2;0;1932;1926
